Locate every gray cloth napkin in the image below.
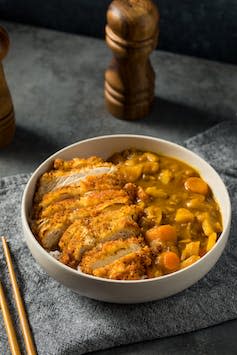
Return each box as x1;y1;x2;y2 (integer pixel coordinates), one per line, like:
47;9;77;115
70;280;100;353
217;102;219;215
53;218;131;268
0;121;237;355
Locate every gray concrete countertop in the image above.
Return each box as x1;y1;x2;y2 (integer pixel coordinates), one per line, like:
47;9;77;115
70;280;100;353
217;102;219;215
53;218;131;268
1;21;237;354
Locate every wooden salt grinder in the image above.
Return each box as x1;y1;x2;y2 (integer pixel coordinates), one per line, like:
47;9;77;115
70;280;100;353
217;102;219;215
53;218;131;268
105;0;159;120
0;26;15;148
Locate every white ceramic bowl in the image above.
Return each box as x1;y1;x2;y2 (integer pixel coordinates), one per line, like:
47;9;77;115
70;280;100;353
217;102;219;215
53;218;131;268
21;135;231;303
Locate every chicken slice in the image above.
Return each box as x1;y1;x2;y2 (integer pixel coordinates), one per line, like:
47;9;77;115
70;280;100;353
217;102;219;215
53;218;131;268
35;186;82;213
80;237;152;280
33;200;133;250
34;164;116;202
78;172;125;195
36;173;125;210
36;189;131;219
53;156;106;170
59;205;143;267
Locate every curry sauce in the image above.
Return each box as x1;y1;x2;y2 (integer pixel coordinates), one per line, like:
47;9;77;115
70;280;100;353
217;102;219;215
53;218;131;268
109;149;222;277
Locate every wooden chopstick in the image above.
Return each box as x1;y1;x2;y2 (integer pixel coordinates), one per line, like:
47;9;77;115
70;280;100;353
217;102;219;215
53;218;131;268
0;280;21;355
1;237;37;355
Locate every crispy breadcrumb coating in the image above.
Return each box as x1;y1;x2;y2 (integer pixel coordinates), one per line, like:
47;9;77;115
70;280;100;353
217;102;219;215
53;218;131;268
59;205;142;268
80;237;152;280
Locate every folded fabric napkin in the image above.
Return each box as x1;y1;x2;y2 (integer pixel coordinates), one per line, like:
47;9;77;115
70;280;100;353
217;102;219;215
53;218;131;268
0;120;237;355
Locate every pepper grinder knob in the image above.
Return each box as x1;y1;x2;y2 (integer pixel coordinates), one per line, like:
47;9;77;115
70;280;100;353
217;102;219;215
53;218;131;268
105;0;159;120
0;26;15;148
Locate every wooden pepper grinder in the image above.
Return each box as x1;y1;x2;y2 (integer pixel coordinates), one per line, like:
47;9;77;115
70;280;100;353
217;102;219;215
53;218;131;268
0;26;15;148
105;0;159;120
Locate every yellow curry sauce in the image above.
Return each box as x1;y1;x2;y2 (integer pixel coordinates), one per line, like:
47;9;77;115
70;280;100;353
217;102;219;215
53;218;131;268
109;149;222;277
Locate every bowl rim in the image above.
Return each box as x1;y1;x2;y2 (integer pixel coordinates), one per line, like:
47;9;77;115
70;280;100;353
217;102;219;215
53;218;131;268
21;134;232;284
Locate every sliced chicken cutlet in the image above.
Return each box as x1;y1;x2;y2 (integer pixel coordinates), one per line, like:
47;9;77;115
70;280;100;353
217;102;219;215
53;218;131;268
34;161;116;202
59;205;143;268
79;172;125;195
80;237;152;280
33;198;133;250
36;172;125;211
36;188;131;219
53;156;106;170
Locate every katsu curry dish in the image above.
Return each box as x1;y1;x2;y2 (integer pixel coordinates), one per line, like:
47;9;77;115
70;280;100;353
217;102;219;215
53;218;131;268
30;149;222;280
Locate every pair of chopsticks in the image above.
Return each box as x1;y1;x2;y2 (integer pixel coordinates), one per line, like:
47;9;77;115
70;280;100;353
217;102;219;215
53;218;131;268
0;237;37;355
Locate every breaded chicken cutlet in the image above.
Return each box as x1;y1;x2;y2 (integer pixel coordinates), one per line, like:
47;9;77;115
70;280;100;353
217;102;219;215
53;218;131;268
35;172;125;212
31;154;153;280
34;157;116;203
80;237;152;280
59;204;143;268
33;196;135;250
36;188;132;219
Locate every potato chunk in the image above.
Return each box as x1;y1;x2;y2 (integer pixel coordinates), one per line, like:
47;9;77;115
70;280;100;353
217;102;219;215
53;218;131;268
181;241;200;260
145;187;168;198
175;208;194;223
180;255;200;269
159;169;173;184
202;217;214;236
206;232;217;252
145;206;162;225
119;164;143;182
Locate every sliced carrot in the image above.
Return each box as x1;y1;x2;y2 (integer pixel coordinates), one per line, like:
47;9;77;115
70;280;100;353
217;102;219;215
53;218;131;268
159;251;180;272
145;225;177;244
184;177;209;195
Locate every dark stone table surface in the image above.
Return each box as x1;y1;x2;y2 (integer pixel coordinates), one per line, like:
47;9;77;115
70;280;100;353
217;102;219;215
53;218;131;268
1;21;237;354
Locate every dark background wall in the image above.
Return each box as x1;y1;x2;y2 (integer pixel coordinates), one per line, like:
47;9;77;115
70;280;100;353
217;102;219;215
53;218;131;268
0;0;236;64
